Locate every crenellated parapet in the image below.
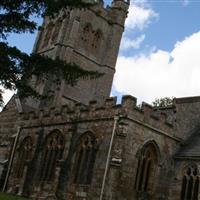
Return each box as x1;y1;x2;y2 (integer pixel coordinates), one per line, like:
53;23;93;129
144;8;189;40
18;95;175;134
119;95;175;133
90;0;129;25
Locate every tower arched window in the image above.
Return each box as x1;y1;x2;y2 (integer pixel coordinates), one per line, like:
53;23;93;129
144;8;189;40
73;133;98;185
181;165;199;200
42;22;54;49
80;24;92;51
135;143;159;194
39;131;64;182
51;19;62;44
91;30;103;50
15;137;33;178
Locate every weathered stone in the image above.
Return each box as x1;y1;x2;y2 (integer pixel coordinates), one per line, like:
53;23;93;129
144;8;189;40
1;1;200;200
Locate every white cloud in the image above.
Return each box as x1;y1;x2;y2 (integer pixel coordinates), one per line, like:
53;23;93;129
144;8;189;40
120;34;145;50
182;0;190;6
125;1;158;31
113;31;200;104
3;90;14;104
0;87;14;111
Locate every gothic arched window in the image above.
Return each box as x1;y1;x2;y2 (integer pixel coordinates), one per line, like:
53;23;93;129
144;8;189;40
135;143;159;194
73;133;98;185
15;137;33;178
51;19;62;44
181;165;199;200
42;22;54;49
39;131;64;182
80;24;92;50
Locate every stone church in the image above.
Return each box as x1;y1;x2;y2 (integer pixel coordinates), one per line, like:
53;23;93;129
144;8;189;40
0;0;200;199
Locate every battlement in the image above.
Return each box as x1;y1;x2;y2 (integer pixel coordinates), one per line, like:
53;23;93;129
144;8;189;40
19;95;175;134
111;0;130;11
88;0;129;28
120;95;175;132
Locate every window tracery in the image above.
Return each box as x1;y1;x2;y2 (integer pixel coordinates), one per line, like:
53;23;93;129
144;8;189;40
39;131;64;182
73;133;98;185
91;30;102;50
80;24;93;51
80;24;103;55
15;137;33;178
135;143;158;194
181;165;199;200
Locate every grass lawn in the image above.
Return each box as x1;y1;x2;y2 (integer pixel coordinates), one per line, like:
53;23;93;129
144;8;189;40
0;192;30;200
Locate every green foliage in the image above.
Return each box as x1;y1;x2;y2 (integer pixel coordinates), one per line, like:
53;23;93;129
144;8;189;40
0;0;94;39
0;0;100;107
152;97;174;107
0;192;30;200
0;42;102;100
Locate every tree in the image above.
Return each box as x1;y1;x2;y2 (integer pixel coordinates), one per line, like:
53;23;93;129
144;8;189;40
152;97;174;107
0;0;100;107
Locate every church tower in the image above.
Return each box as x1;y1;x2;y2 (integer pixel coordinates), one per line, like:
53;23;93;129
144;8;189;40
31;0;129;107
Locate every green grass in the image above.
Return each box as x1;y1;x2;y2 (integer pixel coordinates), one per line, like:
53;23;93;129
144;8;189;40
0;192;30;200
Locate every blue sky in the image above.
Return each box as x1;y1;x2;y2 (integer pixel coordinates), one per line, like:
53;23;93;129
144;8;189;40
112;0;200;103
139;1;200;52
2;0;200;105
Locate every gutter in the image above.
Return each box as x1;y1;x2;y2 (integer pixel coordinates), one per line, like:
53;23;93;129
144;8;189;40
99;116;119;200
2;127;21;192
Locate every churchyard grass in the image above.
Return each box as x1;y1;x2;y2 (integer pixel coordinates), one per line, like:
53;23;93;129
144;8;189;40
0;192;30;200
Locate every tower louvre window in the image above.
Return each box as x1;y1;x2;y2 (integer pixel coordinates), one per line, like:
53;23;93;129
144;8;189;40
135;143;158;195
73;133;98;185
80;24;103;55
15;137;33;178
39;131;64;182
181;165;199;200
92;30;103;49
91;30;103;56
80;24;93;50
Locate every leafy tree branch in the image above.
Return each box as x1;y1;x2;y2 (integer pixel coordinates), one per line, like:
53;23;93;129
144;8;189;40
152;97;174;108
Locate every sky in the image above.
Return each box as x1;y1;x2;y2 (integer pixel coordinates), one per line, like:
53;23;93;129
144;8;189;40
2;0;200;106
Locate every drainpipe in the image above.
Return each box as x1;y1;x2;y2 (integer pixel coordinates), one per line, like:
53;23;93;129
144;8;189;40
2;126;21;192
99;116;119;200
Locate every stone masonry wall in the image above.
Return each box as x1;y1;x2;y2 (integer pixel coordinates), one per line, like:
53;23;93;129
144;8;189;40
3;95;181;200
